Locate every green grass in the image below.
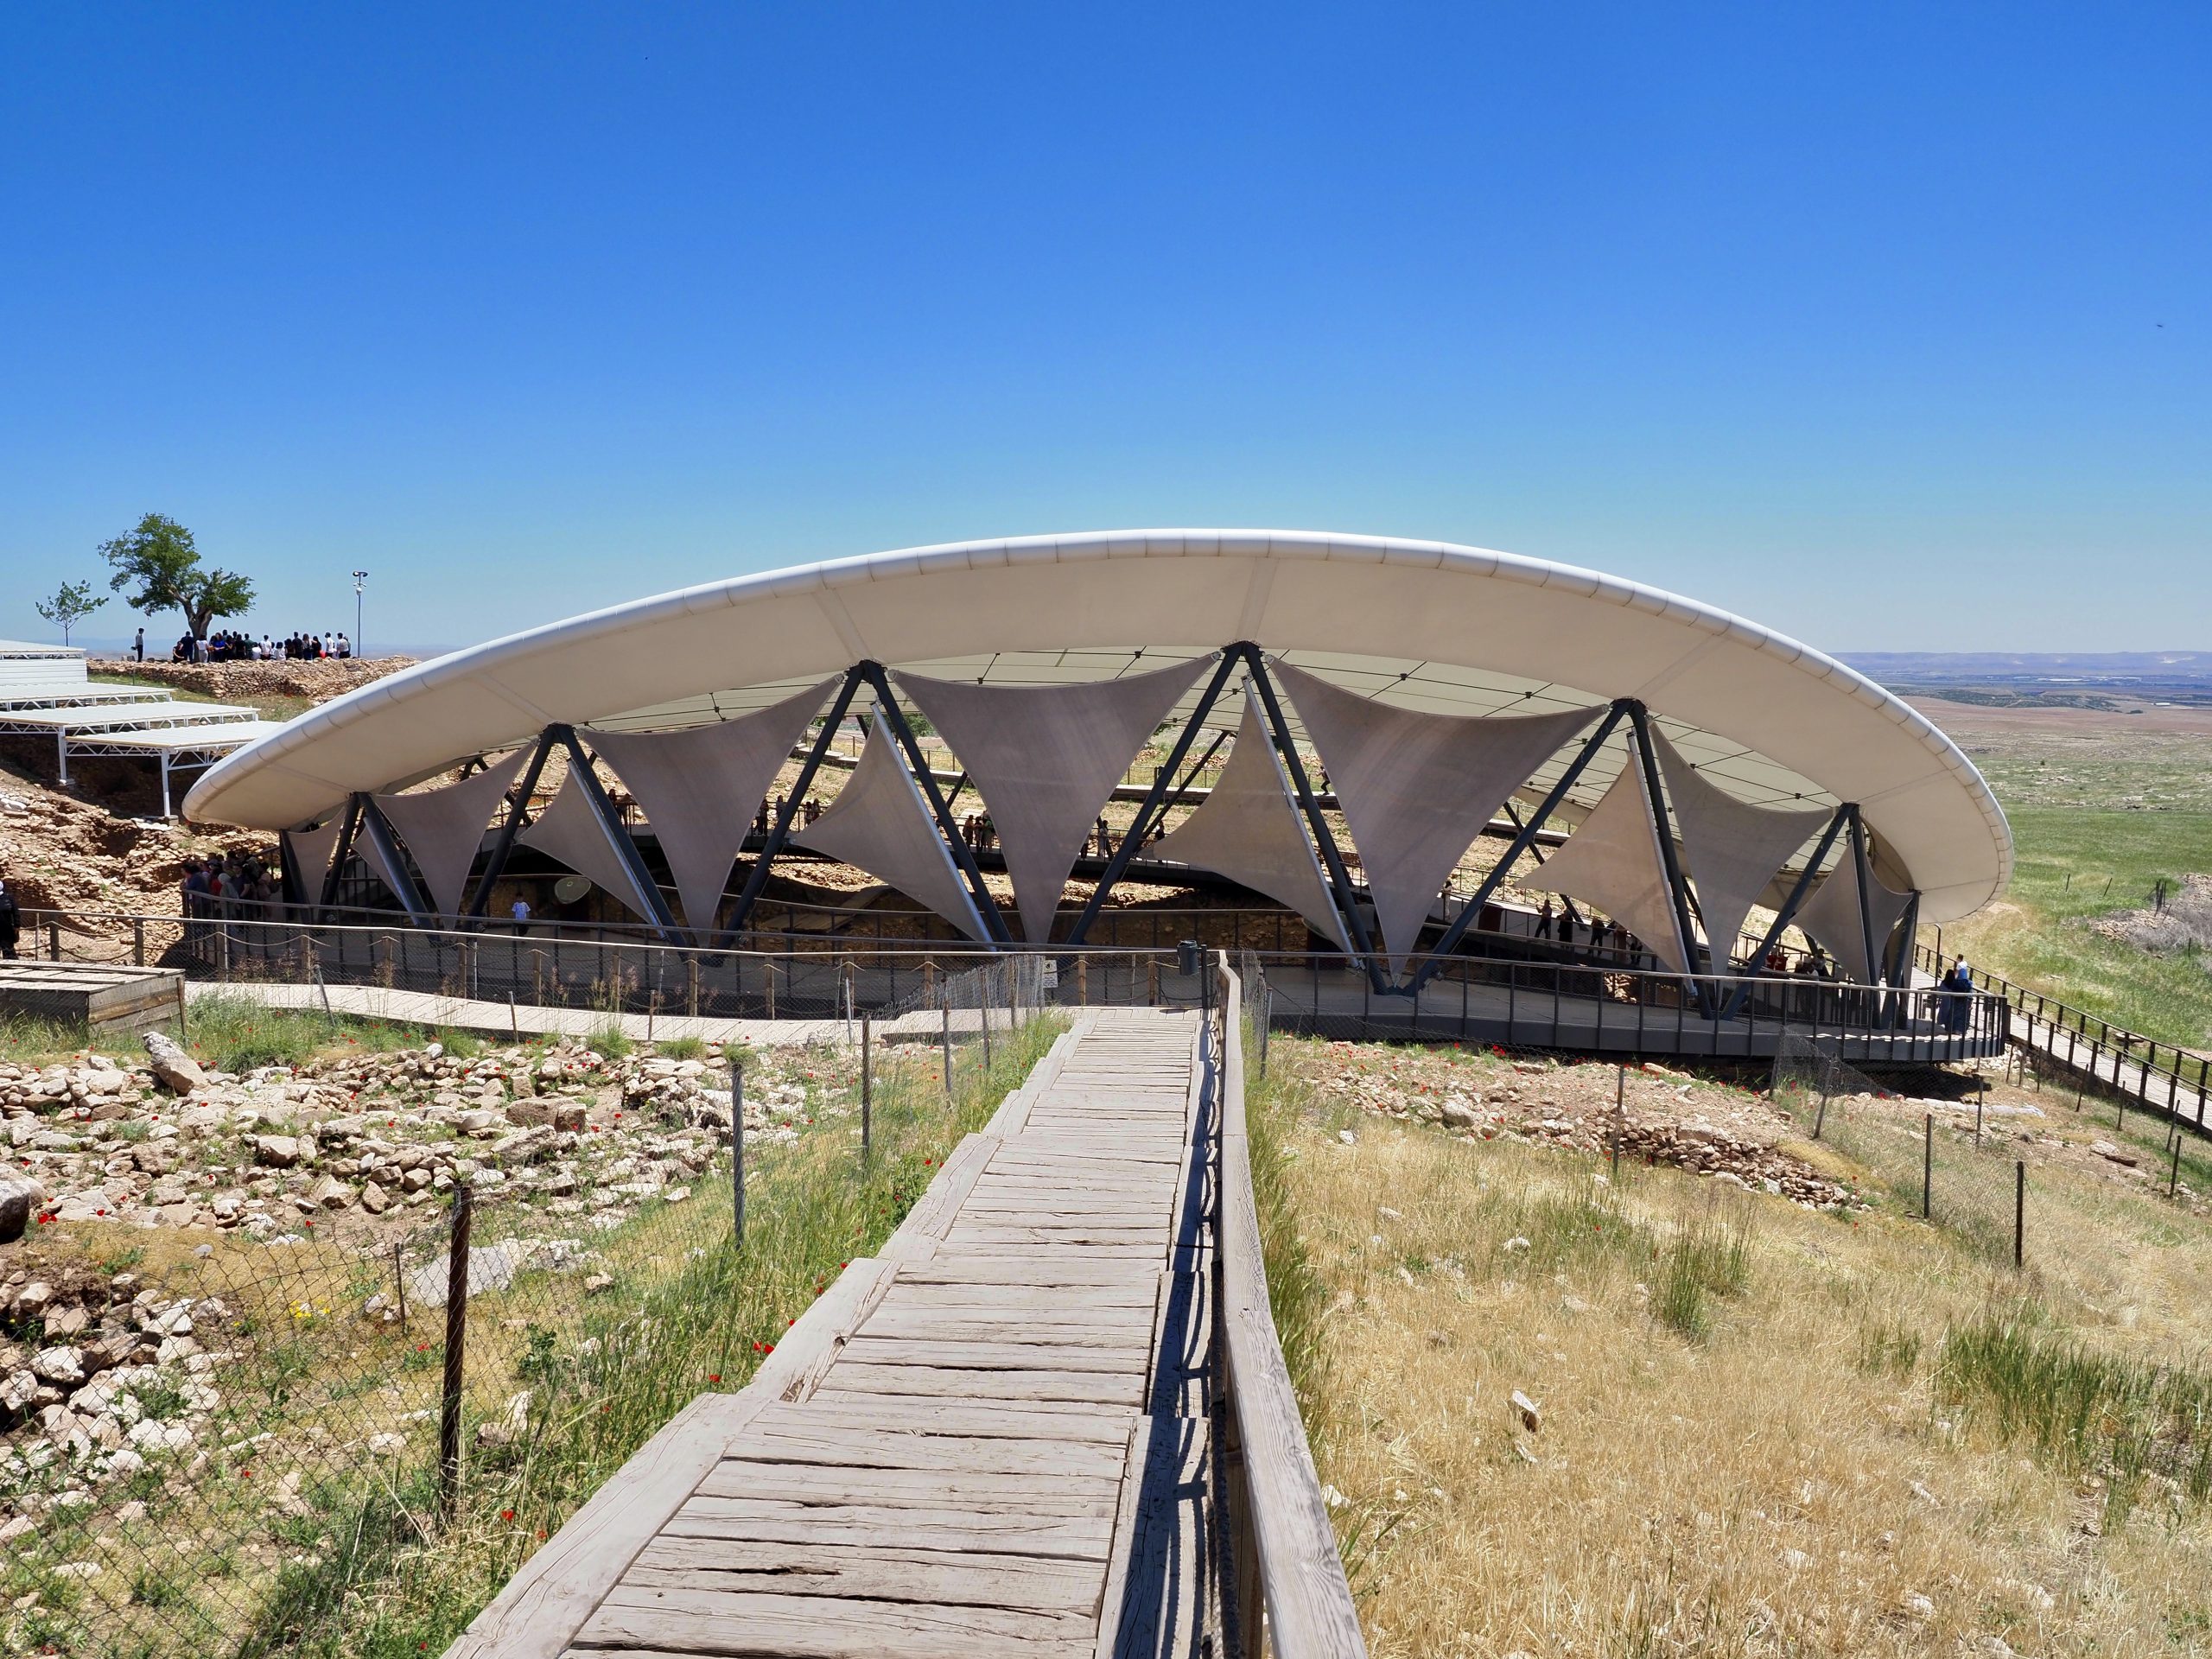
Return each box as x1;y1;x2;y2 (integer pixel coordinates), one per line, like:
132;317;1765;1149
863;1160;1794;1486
1937;1313;2212;1525
1651;1200;1753;1342
654;1034;708;1062
1244;1021;1330;1406
1945;807;2212;1055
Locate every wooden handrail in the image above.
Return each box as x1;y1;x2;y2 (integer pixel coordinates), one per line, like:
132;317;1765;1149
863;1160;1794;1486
1213;951;1368;1659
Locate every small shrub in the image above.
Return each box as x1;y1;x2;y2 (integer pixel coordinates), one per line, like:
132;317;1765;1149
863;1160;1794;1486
657;1035;707;1062
588;1021;634;1061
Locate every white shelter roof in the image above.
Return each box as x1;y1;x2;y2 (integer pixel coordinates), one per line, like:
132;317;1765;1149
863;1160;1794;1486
182;530;2012;922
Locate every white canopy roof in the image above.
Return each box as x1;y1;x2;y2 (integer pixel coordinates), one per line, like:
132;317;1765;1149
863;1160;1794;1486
182;530;2012;922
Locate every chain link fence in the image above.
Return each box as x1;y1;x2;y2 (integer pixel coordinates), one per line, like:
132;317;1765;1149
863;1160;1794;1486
1770;1034;2026;1265
1;960;1063;1659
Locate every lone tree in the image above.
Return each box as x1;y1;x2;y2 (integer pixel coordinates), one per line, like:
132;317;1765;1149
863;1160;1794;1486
33;579;106;645
99;512;255;642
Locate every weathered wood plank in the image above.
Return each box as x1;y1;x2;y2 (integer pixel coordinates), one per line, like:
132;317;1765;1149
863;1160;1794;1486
445;1251;901;1659
1109;1415;1215;1658
738;1424;1127;1478
697;1459;1119;1510
776;1395;1130;1443
627;1536;1101;1613
577;1584;1090;1658
823;1363;1146;1406
841;1335;1145;1371
662;1500;1113;1559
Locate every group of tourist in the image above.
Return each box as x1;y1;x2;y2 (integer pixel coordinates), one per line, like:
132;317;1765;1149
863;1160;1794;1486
135;628;353;664
181;852;280;911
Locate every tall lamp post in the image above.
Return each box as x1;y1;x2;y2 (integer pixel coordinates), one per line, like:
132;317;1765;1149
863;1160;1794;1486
353;570;368;658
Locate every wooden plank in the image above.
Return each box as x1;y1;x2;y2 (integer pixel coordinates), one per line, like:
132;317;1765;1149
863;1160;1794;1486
1108;1415;1215;1659
885;1132;999;1248
947;1225;1169;1248
897;1257;1166;1288
696;1459;1118;1511
662;1500;1113;1559
852;1319;1152;1353
1092;1417;1151;1659
824;1363;1146;1405
841;1335;1145;1372
577;1584;1090;1658
445;1392;753;1659
865;1296;1159;1327
626;1535;1102;1613
777;1395;1131;1443
446;1250;901;1659
738;1424;1127;1478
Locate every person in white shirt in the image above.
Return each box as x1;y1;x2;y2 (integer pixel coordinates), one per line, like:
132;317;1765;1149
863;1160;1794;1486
510;896;532;927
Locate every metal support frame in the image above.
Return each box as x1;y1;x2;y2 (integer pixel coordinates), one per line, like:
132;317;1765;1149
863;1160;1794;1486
1063;650;1238;947
1238;647;1391;991
1846;804;1880;989
321;796;364;908
1500;800;1548;867
1624;702;1709;1011
859;662;1014;943
1404;702;1626;995
1718;802;1850;1020
354;796;432;918
466;728;558;918
277;828;306;906
552;725;683;939
1886;889;1923;988
723;669;868;938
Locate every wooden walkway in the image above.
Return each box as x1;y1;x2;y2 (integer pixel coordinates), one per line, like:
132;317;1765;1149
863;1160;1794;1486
2012;1004;2210;1130
450;1009;1219;1659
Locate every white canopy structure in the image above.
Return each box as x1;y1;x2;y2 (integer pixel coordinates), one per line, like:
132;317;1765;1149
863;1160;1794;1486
190;531;2010;986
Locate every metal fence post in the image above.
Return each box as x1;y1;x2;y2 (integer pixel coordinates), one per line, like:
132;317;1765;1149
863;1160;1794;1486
1923;1115;1934;1221
730;1054;746;1247
2169;1131;2183;1202
2014;1161;2025;1269
1611;1064;1624;1179
439;1180;474;1516
942;1003;953;1098
133;918;145;967
861;1014;873;1162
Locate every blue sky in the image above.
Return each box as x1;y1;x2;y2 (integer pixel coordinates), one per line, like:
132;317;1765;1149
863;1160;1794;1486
2;3;2204;655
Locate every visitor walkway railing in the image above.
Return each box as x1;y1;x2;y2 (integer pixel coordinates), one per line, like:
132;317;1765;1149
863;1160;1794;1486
1914;944;2210;1134
1213;950;1368;1658
16;906;2006;1064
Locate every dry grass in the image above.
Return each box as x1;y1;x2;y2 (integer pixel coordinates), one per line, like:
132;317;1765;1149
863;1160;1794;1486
1259;1037;2212;1657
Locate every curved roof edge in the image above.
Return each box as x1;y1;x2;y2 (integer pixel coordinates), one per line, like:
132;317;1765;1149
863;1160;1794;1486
184;529;2013;917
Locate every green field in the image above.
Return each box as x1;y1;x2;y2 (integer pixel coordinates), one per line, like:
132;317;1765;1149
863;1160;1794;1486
1929;702;2211;1053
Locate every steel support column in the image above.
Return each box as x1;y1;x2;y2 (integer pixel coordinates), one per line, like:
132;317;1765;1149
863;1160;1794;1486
859;661;1014;944
1719;803;1850;1021
1238;645;1390;992
1404;702;1625;995
465;728;558;918
355;797;432;919
553;725;682;939
1846;805;1880;989
722;668;869;940
1625;702;1709;1012
320;795;364;909
1063;649;1237;946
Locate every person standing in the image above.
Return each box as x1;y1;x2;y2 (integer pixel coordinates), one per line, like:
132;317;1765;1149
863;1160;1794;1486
0;873;19;960
132;627;144;662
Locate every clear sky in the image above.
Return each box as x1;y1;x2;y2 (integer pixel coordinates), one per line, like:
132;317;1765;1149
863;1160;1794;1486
2;3;2204;656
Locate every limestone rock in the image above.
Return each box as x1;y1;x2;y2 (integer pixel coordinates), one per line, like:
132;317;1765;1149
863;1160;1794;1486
142;1031;207;1096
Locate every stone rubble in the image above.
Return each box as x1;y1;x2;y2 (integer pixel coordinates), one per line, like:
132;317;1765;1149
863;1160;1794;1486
1;1035;820;1242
